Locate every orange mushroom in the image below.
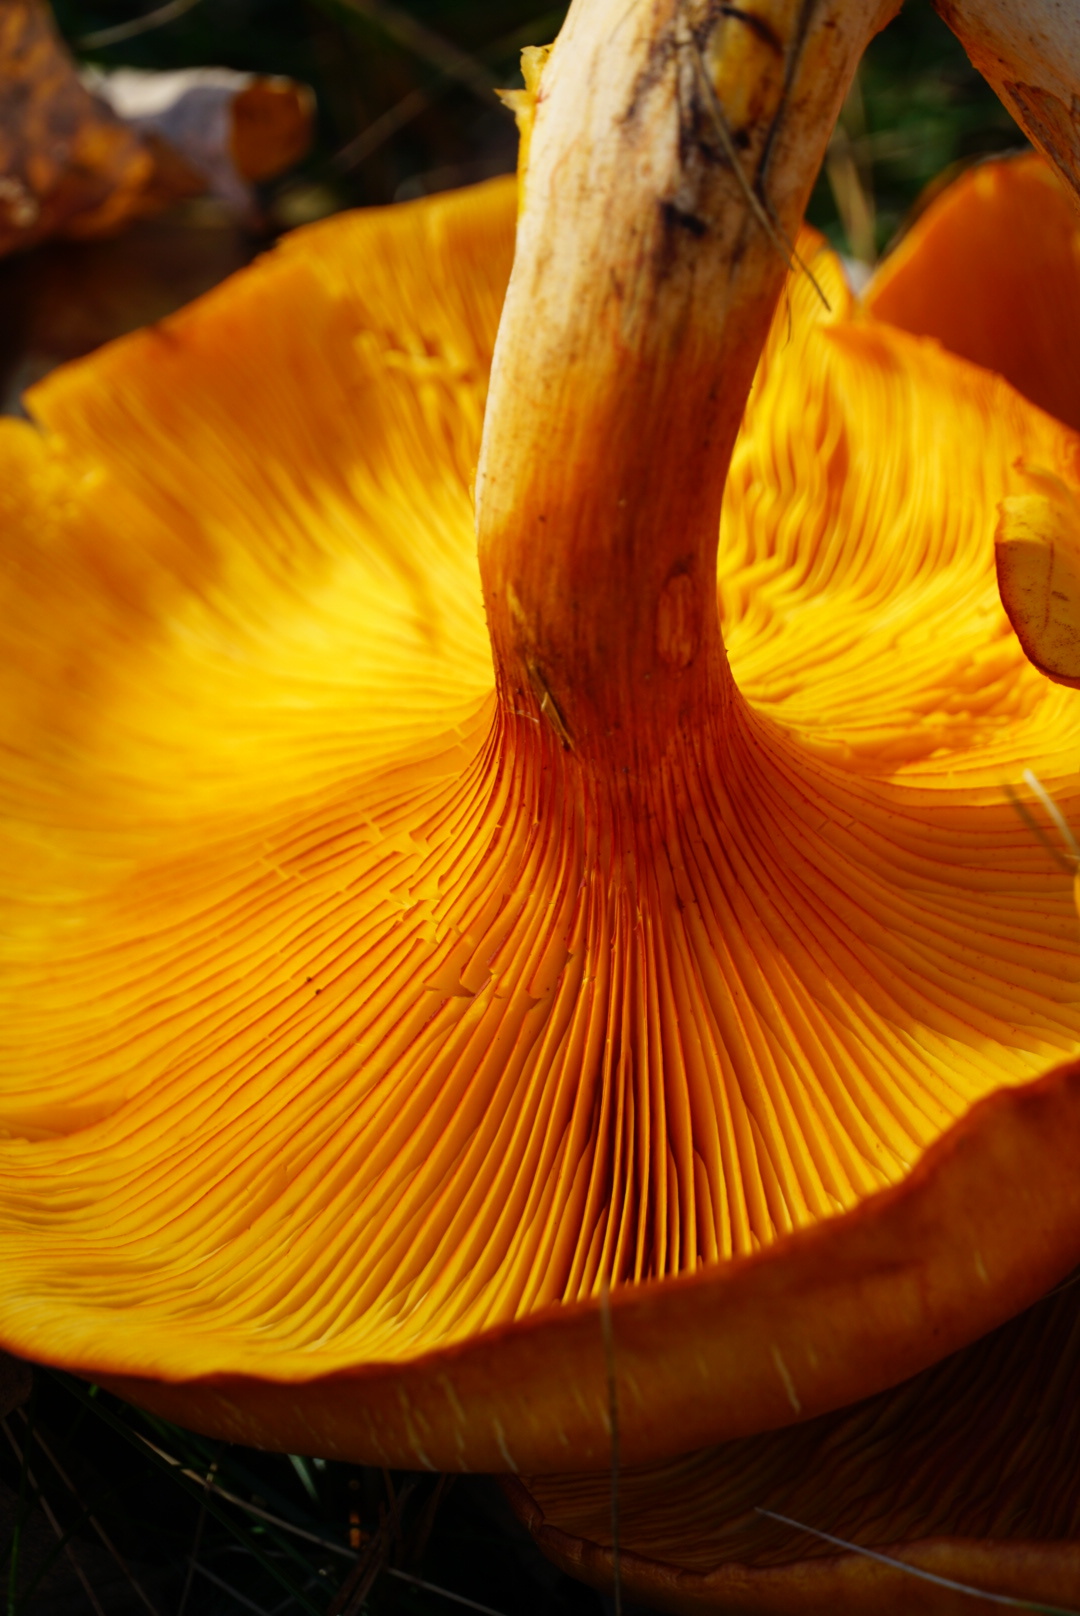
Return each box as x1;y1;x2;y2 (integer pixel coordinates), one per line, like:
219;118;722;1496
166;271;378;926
510;149;1080;1615
509;1272;1080;1614
863;152;1080;693
3;0;1080;1480
864;152;1080;433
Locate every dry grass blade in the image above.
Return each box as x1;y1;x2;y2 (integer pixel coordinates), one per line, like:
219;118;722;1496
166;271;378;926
4;1398;31;1616
381;1567;510;1615
13;1412;163;1616
685;24;831;311
754;1509;1080;1614
167;1480;351;1561
408;1473;451;1569
176;1457;218;1616
187;1559;276;1615
1003;785;1077;875
55;1378;324;1616
333;0;498;105
825;68;876;264
12;1374;518;1616
0;1357;30;1422
77;0;203;49
327;1477;416;1615
127;1454;506;1615
1023;770;1080;864
825;124;875;265
599;1280;622;1616
2;1416;106;1616
333;5;564;172
334;88;433;171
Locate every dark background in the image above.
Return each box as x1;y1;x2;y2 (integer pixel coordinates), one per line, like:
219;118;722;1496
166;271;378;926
49;0;1020;243
0;0;1026;409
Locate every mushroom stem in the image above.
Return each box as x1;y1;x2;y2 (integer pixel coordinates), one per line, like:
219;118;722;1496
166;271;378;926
476;0;897;761
932;0;1080;203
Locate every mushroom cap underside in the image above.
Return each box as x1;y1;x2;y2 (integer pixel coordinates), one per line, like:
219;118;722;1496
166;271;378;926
3;174;1080;1469
864;151;1080;433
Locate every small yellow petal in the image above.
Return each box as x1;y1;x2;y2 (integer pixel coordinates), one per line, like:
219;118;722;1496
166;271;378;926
996;468;1080;686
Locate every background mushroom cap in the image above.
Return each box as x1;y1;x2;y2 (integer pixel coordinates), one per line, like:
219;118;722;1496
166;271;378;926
508;1271;1080;1614
864;151;1080;433
4;174;1080;1470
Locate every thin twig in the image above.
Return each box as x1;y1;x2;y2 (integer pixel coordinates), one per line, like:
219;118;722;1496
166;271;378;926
177;1458;218;1616
755;1509;1080;1614
331;1475;425;1616
335;88;433;172
1023;769;1080;863
333;6;565;172
52;1380;323;1616
56;1381;507;1616
1;1419;106;1616
189;1561;275;1615
332;0;498;106
384;1566;508;1616
78;0;202;50
14;1415;163;1616
599;1279;622;1616
1003;784;1076;874
4;1397;31;1616
1043;1267;1080;1300
687;27;830;311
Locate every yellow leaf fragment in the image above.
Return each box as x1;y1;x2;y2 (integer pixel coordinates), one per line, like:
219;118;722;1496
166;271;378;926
996;469;1080;687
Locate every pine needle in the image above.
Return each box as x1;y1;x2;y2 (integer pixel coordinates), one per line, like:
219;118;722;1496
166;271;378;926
600;1278;623;1616
1023;769;1080;864
686;27;831;311
755;1509;1080;1614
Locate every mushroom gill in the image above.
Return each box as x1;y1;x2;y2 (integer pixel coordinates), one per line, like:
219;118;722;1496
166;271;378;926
3;0;1080;1473
508;1274;1080;1614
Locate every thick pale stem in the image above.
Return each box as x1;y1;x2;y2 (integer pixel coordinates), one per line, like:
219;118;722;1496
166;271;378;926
932;0;1080;204
476;0;896;759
